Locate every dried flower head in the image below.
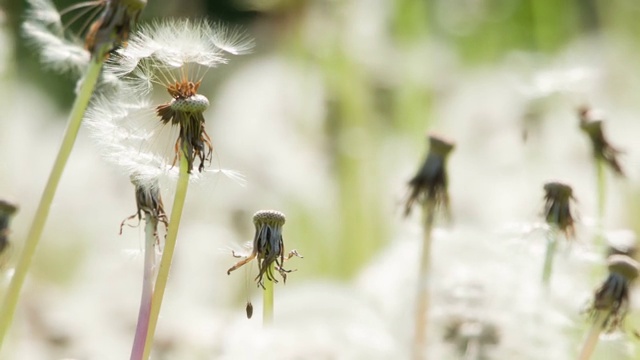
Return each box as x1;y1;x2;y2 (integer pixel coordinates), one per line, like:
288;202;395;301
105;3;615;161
588;255;639;333
0;200;18;257
227;210;302;289
579;106;625;176
84;0;146;58
119;177;168;238
542;181;576;239
85;19;252;186
404;134;455;217
444;316;500;358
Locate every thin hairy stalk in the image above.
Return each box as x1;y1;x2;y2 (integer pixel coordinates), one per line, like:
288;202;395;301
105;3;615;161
130;213;157;360
0;59;103;346
141;153;189;360
577;310;608;360
542;227;559;286
263;263;275;325
595;158;605;247
413;202;435;360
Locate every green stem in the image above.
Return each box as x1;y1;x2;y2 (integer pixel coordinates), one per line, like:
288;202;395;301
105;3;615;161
413;202;435;360
542;228;558;286
0;59;103;347
141;153;190;360
595;158;606;247
577;310;607;360
263;263;274;325
130;213;157;360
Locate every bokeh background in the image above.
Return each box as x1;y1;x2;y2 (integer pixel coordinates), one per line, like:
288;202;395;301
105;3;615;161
1;0;640;359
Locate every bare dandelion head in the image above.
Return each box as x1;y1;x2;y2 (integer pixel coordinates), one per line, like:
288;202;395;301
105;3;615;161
404;134;455;217
119;176;168;236
542;181;576;239
0;199;18;258
588;255;639;332
578;106;625;176
227;210;302;289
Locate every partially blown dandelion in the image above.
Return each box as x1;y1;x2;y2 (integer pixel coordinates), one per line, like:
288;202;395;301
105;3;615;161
444;317;500;360
405;134;455;360
227;210;302;324
578;255;638;360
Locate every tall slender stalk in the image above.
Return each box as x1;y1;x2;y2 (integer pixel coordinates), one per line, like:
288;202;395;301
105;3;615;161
595;158;606;247
577;310;607;360
542;227;559;286
141;152;190;360
130;213;157;360
0;59;103;347
263;263;275;325
463;338;481;360
413;202;435;360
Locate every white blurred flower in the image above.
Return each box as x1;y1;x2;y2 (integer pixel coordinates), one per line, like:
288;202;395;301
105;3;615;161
22;0;90;75
84;19;253;189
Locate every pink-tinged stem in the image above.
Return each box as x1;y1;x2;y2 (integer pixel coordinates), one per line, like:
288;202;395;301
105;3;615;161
130;214;157;360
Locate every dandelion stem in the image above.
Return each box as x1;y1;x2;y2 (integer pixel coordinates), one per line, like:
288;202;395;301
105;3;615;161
0;59;103;347
542;227;559;286
130;213;157;360
263;264;274;325
463;338;481;360
141;152;190;360
595;158;606;247
413;202;435;360
577;310;607;360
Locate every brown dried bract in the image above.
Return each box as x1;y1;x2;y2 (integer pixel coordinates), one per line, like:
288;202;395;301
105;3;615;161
85;0;147;59
155;80;213;173
543;181;576;239
579;106;625;176
404;134;455;217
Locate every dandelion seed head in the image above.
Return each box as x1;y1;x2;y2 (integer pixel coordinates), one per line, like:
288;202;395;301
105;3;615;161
542;181;576;239
170;94;209;113
404;134;455;217
607;255;639;282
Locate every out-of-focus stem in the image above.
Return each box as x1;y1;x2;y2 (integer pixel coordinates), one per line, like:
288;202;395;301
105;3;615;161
542;227;559;286
263;263;274;325
577;310;607;360
413;202;435;360
130;213;157;360
0;59;103;347
141;152;190;360
595;158;606;247
464;338;481;360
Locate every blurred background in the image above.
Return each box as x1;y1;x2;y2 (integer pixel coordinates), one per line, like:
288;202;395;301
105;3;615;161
1;0;640;359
